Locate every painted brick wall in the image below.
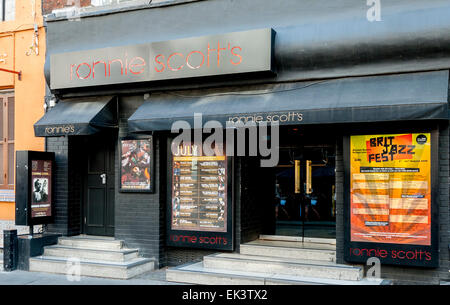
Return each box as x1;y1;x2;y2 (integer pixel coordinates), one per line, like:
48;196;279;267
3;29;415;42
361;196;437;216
46;136;70;235
46;136;84;236
335;123;450;284
239;157;275;244
376;124;449;284
114;96;166;267
166;136;225;266
43;100;450;282
335;137;345;264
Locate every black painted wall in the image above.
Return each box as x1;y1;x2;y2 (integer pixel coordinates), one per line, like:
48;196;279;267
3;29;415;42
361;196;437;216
46;136;83;236
335;123;450;284
114;96;166;267
44;99;449;283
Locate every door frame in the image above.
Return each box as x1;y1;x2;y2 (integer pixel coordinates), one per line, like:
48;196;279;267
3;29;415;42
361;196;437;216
82;131;117;236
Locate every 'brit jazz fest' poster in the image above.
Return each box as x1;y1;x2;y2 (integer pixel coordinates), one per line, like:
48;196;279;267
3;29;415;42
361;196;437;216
350;133;431;246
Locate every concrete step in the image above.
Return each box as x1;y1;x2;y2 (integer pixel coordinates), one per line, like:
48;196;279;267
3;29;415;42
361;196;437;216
259;235;336;245
240;243;335;262
29;255;155;280
43;245;139;262
250;239;336;251
203;253;363;281
167;262;387;285
57;237;124;250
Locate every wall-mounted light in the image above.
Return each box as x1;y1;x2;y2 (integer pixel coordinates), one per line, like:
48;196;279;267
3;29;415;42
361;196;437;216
45;96;57;111
49;98;56;108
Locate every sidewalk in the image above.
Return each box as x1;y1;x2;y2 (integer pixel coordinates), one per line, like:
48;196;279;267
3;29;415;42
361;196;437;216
0;267;182;285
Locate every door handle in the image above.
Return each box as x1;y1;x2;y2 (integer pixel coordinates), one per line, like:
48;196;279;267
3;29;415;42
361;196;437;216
100;173;107;185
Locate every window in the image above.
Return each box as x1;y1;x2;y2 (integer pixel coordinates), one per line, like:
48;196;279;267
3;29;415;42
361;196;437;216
0;92;14;189
0;0;15;21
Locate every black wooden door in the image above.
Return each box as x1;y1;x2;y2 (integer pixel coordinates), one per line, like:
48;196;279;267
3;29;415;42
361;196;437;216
84;135;115;236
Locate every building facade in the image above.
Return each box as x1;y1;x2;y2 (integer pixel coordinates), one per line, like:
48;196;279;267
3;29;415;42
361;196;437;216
0;0;46;246
37;0;450;284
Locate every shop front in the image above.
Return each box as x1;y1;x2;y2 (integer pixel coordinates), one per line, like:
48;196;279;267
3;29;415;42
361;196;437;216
36;0;450;283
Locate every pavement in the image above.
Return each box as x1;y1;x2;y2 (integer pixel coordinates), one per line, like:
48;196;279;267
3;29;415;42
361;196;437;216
0;267;183;285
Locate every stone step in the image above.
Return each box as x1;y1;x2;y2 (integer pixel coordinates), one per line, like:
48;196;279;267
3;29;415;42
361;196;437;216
245;239;336;251
203;253;363;281
240;244;335;262
259;235;336;245
43;245;139;262
29;255;155;280
57;237;124;250
167;262;387;285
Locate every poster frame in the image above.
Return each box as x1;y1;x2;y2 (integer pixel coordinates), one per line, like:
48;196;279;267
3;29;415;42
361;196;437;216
165;138;234;251
119;135;155;193
343;129;439;268
15;150;55;226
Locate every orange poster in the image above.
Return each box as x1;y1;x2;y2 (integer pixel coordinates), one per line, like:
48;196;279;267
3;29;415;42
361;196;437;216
350;133;431;245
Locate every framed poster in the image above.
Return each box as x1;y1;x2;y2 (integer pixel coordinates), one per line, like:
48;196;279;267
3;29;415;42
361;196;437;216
166;140;233;251
31;160;53;218
344;132;439;268
15;151;55;226
119;136;154;193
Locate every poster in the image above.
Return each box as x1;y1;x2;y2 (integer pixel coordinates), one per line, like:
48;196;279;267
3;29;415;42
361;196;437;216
31;160;53;218
350;133;431;246
171;143;227;232
120;138;153;192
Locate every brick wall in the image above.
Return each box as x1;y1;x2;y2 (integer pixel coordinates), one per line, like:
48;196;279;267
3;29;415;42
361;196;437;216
43;95;450;281
43;0;92;15
335;123;450;284
239;157;275;244
46;136;70;235
46;136;84;236
114;96;166;267
166;137;229;266
335;137;345;264
373;124;449;284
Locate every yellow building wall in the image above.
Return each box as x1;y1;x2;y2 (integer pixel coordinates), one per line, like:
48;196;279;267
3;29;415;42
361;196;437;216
0;1;46;220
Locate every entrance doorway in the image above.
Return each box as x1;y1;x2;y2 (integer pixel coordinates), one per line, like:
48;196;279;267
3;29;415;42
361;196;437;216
83;133;116;236
263;127;336;239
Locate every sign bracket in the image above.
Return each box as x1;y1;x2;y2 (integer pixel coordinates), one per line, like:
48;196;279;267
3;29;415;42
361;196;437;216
0;67;22;80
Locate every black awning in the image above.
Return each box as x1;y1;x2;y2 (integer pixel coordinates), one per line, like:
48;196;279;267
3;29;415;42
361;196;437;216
34;96;117;137
128;71;449;132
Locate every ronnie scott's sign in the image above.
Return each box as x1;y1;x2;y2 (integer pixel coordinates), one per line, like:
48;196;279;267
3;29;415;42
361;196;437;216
50;28;275;90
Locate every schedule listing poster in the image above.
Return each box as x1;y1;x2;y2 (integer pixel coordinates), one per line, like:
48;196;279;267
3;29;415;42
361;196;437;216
350;133;431;246
171;144;227;232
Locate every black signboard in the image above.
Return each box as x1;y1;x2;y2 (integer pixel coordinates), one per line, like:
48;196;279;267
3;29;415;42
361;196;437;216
16;151;55;226
343;130;439;268
119;136;154;193
166;140;233;251
50;28;275;90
